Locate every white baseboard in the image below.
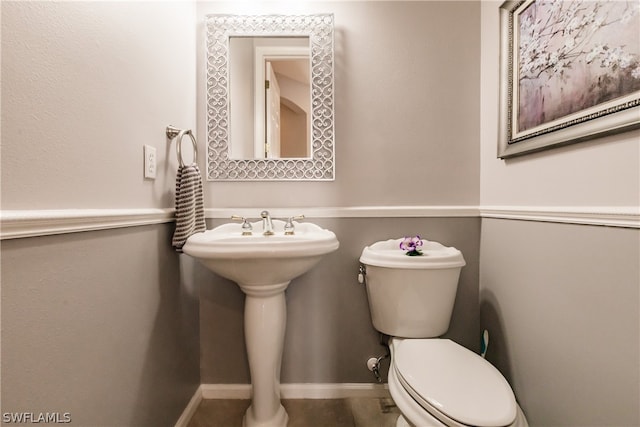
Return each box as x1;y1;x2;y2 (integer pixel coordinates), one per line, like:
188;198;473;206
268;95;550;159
200;383;252;399
200;383;390;400
174;385;203;427
175;383;390;427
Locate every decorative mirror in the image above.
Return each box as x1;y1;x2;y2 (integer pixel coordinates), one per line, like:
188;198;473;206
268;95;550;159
206;14;335;181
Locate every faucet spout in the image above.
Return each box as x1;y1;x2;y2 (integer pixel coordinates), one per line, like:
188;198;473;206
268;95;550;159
260;210;275;236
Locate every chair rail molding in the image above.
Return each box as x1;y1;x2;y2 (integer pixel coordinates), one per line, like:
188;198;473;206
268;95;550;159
1;205;637;240
0;208;175;240
480;205;639;228
205;206;480;219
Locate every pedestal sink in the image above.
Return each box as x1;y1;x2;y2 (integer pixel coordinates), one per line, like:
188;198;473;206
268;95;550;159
182;217;339;427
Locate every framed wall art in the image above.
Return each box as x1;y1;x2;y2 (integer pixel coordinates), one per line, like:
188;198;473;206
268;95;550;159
498;0;640;158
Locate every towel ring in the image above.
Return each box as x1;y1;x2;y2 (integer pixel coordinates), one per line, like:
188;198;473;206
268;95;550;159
176;130;198;168
166;125;198;167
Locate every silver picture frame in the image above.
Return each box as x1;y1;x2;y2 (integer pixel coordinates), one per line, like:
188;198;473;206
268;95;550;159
498;0;640;158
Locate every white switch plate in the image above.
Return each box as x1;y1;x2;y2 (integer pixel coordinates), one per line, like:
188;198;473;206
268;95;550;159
144;145;156;179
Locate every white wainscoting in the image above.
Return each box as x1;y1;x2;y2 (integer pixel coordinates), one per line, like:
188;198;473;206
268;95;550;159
1;206;638;240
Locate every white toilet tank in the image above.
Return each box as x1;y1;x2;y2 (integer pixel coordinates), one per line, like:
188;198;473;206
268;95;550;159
359;238;465;338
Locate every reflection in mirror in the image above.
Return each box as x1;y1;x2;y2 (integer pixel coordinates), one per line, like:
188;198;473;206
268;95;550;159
229;37;310;160
271;58;310;158
206;14;334;181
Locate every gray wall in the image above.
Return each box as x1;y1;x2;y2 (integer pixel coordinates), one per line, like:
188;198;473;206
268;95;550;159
1;1;196;210
1;2;200;425
196;1;481;208
480;220;639;426
479;2;640;425
199;217;480;384
1;226;200;426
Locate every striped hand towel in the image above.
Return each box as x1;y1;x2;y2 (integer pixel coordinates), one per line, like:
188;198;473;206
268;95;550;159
172;164;206;251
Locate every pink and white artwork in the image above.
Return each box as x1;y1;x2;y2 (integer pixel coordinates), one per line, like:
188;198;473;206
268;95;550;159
516;0;640;133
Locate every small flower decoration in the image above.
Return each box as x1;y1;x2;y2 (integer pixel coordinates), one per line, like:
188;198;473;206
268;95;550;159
400;236;424;256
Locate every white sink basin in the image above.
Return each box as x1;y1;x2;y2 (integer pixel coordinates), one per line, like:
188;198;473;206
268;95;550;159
182;220;339;286
182;218;339;427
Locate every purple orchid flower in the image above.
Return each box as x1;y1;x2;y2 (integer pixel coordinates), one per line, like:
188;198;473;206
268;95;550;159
400;236;424;256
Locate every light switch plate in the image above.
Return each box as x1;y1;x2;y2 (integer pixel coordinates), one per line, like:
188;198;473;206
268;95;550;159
144;145;156;179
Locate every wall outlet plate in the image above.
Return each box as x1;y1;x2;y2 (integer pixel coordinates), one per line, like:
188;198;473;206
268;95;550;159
144;145;156;179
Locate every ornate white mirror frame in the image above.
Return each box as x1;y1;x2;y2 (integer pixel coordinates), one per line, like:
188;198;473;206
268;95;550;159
206;14;335;181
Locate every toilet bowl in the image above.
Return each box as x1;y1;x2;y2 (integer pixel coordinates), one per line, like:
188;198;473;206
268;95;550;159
388;338;528;427
360;238;528;427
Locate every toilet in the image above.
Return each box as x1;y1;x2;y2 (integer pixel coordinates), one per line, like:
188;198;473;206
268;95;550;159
359;238;528;427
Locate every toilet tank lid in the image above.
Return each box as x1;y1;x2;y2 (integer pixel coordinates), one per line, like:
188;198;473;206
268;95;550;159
359;238;465;269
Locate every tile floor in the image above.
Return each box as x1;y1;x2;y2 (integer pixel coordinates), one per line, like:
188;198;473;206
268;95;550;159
187;397;401;427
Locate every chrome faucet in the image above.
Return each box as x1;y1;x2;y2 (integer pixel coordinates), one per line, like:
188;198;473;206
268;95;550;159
260;210;275;236
284;215;305;235
231;215;253;236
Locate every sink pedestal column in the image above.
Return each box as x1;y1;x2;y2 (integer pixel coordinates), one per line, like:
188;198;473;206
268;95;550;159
240;282;290;427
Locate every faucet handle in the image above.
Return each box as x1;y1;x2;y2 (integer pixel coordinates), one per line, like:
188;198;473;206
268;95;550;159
284;215;305;235
231;215;253;236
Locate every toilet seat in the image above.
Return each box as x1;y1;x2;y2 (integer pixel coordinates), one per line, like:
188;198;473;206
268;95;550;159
392;338;517;427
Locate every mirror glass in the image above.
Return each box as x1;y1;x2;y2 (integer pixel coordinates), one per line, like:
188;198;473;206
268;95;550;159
206;14;335;181
229;36;311;159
